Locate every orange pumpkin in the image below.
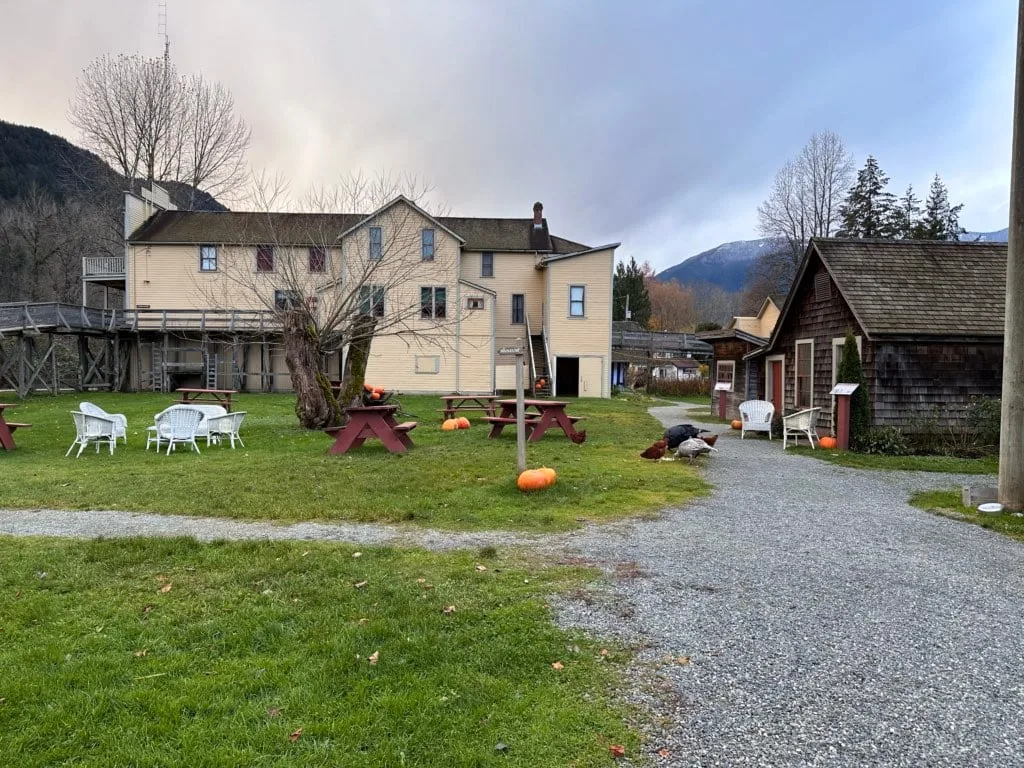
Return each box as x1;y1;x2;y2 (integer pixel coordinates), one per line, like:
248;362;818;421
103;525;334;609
537;467;557;487
363;383;373;392
441;419;459;431
517;469;548;491
456;417;471;429
370;391;381;400
819;435;837;450
731;419;742;430
373;386;385;395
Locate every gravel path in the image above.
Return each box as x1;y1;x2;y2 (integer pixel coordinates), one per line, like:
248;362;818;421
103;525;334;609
0;403;1020;766
552;404;1023;767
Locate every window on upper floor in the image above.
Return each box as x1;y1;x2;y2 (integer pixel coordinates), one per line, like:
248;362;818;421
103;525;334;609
481;252;494;277
199;245;218;272
569;285;585;317
309;246;326;273
421;229;435;261
421;286;447;319
511;293;525;324
256;245;274;272
369;227;383;260
359;284;385;317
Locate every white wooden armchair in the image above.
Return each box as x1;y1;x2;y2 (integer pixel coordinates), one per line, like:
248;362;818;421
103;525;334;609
66;411;118;457
79;402;127;444
738;400;775;440
783;407;822;450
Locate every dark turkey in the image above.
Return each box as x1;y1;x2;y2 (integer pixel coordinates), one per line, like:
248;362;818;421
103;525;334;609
663;424;710;449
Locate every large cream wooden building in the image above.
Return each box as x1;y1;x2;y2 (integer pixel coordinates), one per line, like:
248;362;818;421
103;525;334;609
93;184;617;397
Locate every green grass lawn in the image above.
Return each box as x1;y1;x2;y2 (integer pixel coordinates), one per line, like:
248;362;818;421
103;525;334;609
0;536;636;767
784;445;998;474
0;393;704;530
909;489;1024;543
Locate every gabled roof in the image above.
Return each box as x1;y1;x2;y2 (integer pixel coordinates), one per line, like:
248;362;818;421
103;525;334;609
128;207;592;253
697;327;769;346
538;243;620;264
337;195;466;244
763;238;1007;351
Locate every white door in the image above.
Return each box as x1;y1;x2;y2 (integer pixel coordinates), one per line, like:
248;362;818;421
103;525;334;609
579;357;603;396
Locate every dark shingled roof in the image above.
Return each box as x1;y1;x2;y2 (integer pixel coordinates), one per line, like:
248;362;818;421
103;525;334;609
813;238;1007;337
129;209;591;253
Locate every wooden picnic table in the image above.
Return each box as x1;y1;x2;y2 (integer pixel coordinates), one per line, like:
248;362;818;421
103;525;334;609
438;394;498;421
485;399;583;442
324;404;417;454
176;388;238;412
0;403;31;451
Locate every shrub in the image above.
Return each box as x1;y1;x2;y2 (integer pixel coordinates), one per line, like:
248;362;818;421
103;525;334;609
836;329;871;445
647;378;711;398
854;426;909;455
967;396;1001;449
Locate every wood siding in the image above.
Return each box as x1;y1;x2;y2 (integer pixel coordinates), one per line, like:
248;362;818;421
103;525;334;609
710;338;762;418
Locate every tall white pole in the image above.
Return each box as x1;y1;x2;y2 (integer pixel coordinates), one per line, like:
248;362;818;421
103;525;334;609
999;0;1024;511
515;351;526;473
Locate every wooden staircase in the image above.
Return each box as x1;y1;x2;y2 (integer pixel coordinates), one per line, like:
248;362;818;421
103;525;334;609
530;334;551;397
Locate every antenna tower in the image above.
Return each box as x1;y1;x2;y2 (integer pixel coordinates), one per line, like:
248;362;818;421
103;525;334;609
157;0;170;62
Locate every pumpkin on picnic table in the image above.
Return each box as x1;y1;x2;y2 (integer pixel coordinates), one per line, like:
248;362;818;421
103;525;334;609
517;467;557;492
441;418;460;431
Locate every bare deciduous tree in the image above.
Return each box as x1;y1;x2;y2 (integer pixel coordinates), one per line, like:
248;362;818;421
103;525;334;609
197;171;462;429
646;277;695;331
757;131;853;269
68;54;250;204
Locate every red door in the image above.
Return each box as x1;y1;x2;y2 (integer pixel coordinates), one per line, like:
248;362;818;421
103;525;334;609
770;361;783;414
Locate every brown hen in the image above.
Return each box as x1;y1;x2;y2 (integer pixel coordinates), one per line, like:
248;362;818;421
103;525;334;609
640;439;668;460
570;429;587;444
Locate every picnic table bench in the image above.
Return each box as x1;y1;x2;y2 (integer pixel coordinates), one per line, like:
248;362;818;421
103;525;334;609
0;403;31;451
486;399;584;441
176;388;238;412
438;394;498;421
324;404;417;454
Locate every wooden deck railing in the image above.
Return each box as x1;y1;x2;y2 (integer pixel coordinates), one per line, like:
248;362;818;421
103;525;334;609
82;256;126;279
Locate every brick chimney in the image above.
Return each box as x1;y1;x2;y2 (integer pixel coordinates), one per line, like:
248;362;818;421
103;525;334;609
533;201;544;229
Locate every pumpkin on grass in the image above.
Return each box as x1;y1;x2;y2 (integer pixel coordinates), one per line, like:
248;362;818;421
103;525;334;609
730;419;742;430
441;418;459;431
517;467;557;491
536;466;557;486
819;435;838;450
456;417;471;429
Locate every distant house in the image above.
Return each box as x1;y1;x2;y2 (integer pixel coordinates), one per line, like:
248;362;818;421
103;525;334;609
747;238;1004;433
697;297;780;415
610;320;712;387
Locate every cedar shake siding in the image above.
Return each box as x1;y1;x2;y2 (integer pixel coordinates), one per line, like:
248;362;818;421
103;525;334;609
757;237;1007;435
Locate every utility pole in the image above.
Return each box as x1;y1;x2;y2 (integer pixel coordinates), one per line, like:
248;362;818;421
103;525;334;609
625;292;631;321
1000;0;1024;510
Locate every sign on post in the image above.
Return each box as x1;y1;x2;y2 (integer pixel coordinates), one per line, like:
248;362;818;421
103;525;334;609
498;347;522;356
829;383;859;451
829;383;859;396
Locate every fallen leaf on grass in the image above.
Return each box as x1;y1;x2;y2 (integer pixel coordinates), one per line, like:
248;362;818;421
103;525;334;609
368;650;379;665
442;605;456;615
158;583;172;594
289;728;303;742
474;565;487;572
356;618;369;625
609;744;626;758
133;649;148;657
133;673;167;680
352;552;362;558
155;576;167;584
551;661;564;670
494;742;509;753
141;604;154;615
267;707;281;718
416;578;426;584
658;747;671;758
353;581;368;589
599;649;610;656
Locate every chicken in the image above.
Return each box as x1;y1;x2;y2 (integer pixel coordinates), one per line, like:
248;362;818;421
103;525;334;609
701;433;719;448
640;439;668;460
570;429;587;445
674;437;719;464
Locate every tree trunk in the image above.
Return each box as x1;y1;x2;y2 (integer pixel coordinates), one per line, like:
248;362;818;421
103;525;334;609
338;314;376;414
282;310;336;429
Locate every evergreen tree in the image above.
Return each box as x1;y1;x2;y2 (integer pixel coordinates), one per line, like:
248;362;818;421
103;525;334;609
920;174;965;240
895;184;924;239
612;256;652;327
836;329;871;447
837;156;898;238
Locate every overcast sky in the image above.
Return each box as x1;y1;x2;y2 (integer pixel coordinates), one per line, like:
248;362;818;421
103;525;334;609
0;0;1017;271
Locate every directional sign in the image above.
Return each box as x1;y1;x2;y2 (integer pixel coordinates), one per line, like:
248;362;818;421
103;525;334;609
498;347;523;355
713;382;732;392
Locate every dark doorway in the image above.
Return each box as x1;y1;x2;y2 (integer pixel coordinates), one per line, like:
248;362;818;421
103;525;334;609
556;356;579;397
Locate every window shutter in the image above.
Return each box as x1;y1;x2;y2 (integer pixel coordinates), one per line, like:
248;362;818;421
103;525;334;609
815;272;831;302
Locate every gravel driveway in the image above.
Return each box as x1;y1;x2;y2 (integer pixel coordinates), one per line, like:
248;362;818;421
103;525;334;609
0;403;1020;766
553;404;1023;767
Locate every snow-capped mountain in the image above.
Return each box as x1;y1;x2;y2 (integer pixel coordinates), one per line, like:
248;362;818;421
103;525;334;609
657;229;1009;292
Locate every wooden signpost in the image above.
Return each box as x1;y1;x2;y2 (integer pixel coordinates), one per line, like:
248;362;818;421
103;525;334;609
499;346;527;473
830;383;859;451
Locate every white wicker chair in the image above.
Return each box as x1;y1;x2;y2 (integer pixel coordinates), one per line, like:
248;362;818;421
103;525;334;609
79;402;127;444
738;400;775;440
783;407;822;450
66;411;118;457
206;411;246;448
147;406;203;455
188;405;228;442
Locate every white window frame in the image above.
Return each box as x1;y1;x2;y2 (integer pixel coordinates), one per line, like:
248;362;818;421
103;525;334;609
359;284;385;318
466;296;484;310
420;286;447;320
716;360;735;391
764;354;785;407
569;285;586;317
794;339;814;410
831;335;863;391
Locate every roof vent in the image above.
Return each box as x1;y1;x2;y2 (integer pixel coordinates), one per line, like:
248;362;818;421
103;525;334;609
814;271;831;302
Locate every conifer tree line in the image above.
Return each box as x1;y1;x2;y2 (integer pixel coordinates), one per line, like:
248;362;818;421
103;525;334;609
837;156;965;241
